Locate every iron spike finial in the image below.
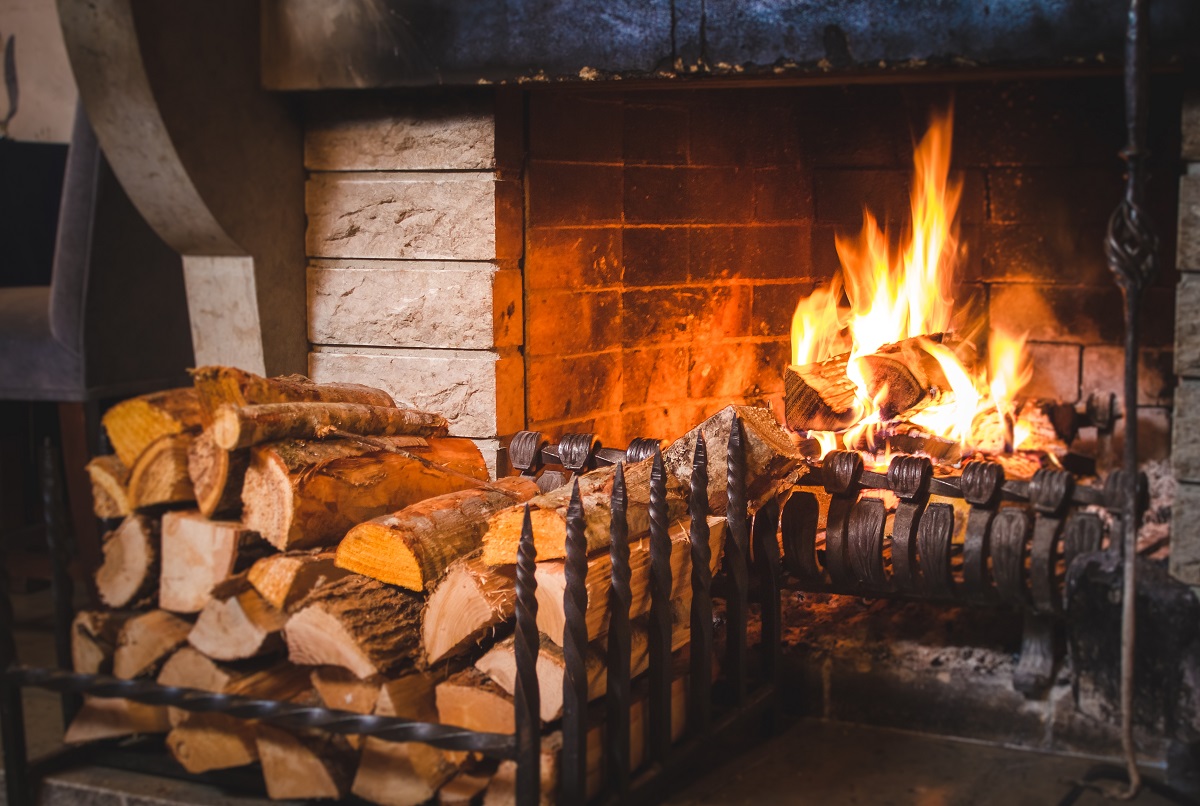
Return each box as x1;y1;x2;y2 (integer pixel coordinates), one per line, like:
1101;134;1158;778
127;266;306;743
606;462;632;796
560;479;589;803
514;504;541;804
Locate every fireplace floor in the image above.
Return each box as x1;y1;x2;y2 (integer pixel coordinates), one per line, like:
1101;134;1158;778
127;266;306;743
7;590;1182;806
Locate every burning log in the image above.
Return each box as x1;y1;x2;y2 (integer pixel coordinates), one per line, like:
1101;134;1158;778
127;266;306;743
783;334;958;432
101;387;204;468
95;515;158;609
285;575;423;679
242;436;489;550
85;455;130;519
211;402;448;450
190;366;395;421
421;556;515;666
336;477;540;592
187;429;249;518
159;511;266;613
128;432;196;509
533;517;724;646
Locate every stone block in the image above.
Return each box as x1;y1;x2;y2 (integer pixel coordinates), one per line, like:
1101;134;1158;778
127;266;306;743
623;100;688;165
988;167;1122;225
1180;174;1200;271
752;281;814;339
526;352;621;426
620;284;752;346
688;226;812;281
814;168;909;225
306;172;496;260
308;347;523;438
527;162;623;227
624;166;754;225
688;340;788;400
621;346;689;408
1178;272;1200;379
304;95;495;171
1081;345;1174;406
1169;482;1200;585
524;289;621;358
1185;91;1200;162
307;260;520;350
753;165;815;222
1021;342;1081;404
529;91;623;163
525;227;623;291
980;223;1110;286
988;284;1176;348
1174;380;1200;482
623;227;689;285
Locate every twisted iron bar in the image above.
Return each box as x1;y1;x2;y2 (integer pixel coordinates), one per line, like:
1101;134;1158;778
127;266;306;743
7;666;516;754
647;445;673;762
40;439;78;728
688;434;714;732
560;479;589;804
724;417;751;705
606;462;633;797
513;505;541;804
1105;0;1157;797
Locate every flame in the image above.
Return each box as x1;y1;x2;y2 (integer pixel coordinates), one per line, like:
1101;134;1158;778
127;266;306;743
789;105;1031;458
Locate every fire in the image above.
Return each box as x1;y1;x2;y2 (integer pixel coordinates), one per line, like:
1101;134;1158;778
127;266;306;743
789;105;1031;458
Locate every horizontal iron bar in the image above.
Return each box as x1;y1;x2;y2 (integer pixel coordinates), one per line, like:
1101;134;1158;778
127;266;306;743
850;468;1107;507
7;666;516;757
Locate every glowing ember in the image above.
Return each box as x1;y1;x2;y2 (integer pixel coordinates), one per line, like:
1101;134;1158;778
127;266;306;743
789;105;1033;458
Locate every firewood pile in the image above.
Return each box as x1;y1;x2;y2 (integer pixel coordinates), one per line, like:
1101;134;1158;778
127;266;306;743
75;367;806;803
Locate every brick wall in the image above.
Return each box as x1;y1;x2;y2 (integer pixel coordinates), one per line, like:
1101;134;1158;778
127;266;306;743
524;78;1182;448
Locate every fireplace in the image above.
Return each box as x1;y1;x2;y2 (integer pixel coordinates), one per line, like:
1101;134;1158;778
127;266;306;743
12;0;1198;803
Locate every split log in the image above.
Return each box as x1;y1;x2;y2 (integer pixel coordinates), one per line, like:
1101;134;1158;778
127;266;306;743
95;515;158;609
311;667;383;717
112;609;192;679
476;602;690;722
247;551;353;611
783;353;864;432
351;673;455;806
187;429;249;518
85;454;130;519
439;772;493;805
63;696;169;744
480;456;688;566
662;404;808;516
167;713;260;773
158;648;310;719
285;575;422;679
534;517;725;645
422;556;515;666
257;726;356;800
337;477;540;592
71;610;132;674
190;366;394;421
242;436;489;550
212;402;448;450
101;386;203;468
159;510;266;613
188;587;288;661
128;432;196;509
435;668;515;735
484;733;560;806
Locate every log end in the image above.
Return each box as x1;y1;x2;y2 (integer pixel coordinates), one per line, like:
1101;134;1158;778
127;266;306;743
242;451;294;551
481;508;565;566
336;523;424;592
285;606;379;680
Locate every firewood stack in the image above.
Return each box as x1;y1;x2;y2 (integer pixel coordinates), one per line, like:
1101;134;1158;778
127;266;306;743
77;371;805;803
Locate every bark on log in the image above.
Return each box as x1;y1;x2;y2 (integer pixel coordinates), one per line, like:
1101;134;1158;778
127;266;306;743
257;726;356;800
95;515;158;609
187;429;249;518
188;587;288;661
421;556;515;667
63;696;169;744
534;517;725;645
128;432;196;510
476;602;689;722
247;551;353;611
242;437;489;551
285;575;423;679
783;353;864;432
662;404;808;516
337;477;540;592
480;456;688;566
102;387;204;468
72;610;132;674
191;366;394;422
112;609;192;679
159;510;266;613
212;402;448;450
85;454;130;519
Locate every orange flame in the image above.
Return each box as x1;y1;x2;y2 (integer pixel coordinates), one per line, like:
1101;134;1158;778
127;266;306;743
790;105;1031;457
